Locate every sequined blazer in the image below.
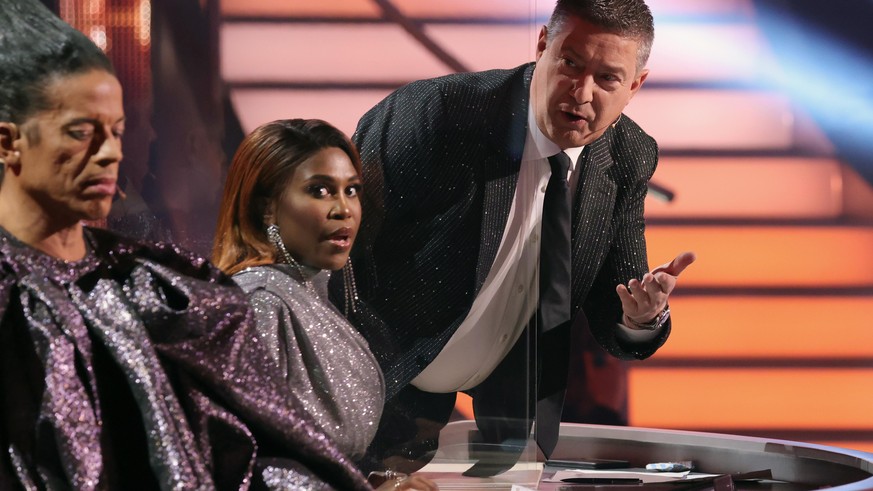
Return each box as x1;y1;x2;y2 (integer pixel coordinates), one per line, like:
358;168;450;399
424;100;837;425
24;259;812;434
342;63;671;400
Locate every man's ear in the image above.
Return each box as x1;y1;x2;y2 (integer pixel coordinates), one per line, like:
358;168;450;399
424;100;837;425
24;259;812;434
629;68;649;97
0;122;21;167
535;25;549;62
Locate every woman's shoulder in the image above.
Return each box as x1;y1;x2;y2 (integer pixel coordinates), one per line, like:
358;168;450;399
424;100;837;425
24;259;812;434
87;226;202;264
232;264;298;293
85;227;235;286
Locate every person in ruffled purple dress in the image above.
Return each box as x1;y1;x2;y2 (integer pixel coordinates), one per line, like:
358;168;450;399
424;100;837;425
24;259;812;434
0;0;369;489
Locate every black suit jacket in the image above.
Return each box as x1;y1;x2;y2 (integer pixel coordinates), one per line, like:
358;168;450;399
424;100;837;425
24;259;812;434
342;63;670;403
353;64;669;393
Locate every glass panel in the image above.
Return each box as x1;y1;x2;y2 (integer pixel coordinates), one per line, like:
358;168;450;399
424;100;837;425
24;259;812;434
46;0;873;486
138;0;544;485
647;157;843;219
647;226;873;287
221;0;380;18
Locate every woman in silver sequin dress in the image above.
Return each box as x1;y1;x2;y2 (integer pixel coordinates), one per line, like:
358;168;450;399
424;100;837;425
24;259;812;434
212;119;383;454
0;1;370;489
213;120;437;491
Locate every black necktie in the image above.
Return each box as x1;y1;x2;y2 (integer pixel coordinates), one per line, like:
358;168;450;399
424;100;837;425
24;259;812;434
540;153;573;330
536;152;573;457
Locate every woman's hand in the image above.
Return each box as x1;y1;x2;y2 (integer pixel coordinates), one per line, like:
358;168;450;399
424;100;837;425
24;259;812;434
373;473;438;491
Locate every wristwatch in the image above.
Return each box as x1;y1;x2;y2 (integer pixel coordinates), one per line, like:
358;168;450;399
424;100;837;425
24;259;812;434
627;306;670;331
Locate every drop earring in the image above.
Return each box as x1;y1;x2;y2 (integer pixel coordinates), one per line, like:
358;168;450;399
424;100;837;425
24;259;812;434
266;223;313;290
342;259;359;317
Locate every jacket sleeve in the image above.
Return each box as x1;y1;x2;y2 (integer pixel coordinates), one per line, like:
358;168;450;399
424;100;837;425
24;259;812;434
585;121;670;361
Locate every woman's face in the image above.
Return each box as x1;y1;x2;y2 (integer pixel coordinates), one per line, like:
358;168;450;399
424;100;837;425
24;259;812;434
272;146;362;271
9;69;124;225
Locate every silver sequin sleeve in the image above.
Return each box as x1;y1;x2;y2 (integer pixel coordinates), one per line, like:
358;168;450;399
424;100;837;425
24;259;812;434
235;265;385;461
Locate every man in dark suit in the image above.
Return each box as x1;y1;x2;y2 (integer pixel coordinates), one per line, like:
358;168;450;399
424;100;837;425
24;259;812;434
338;0;696;473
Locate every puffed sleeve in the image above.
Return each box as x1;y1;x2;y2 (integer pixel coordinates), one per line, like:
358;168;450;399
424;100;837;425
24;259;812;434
247;288;293;379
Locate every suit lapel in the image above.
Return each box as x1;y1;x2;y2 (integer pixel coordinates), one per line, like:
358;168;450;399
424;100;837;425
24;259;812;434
474;65;534;293
570;126;617;311
469;63;619;306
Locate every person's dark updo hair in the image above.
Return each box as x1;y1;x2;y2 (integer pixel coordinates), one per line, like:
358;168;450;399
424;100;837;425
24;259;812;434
0;0;115;124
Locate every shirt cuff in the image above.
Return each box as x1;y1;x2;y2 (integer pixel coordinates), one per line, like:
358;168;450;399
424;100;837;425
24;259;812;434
616;321;663;343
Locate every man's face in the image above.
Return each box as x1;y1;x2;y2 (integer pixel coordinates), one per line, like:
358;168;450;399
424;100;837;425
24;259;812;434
11;69;124;224
531;16;648;149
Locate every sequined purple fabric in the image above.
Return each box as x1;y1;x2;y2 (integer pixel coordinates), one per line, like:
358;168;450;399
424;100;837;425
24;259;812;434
0;226;371;490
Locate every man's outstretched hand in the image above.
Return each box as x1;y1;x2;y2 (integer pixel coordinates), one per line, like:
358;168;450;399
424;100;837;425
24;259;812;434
616;251;697;326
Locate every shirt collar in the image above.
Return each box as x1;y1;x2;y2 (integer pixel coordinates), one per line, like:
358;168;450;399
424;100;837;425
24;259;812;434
524;98;584;171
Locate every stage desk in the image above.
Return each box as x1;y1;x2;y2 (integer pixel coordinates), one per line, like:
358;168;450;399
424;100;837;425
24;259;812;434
420;420;873;490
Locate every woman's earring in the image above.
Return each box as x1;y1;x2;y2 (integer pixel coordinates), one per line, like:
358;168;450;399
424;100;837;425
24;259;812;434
0;151;14;166
266;223;313;289
266;223;283;254
2;151;21;171
266;223;295;266
342;259;359;317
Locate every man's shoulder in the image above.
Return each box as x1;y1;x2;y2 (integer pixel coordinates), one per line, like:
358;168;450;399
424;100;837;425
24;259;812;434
614;114;654;141
612;113;658;157
358;63;533;143
394;63;533;102
428;63;532;88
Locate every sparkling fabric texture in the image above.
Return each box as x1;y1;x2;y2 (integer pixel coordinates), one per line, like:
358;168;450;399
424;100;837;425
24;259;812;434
343;63;669;397
259;460;335;491
331;63;670;467
233;265;384;461
0;226;370;491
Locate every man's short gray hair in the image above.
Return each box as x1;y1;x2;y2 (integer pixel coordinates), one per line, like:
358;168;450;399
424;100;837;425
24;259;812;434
546;0;655;73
